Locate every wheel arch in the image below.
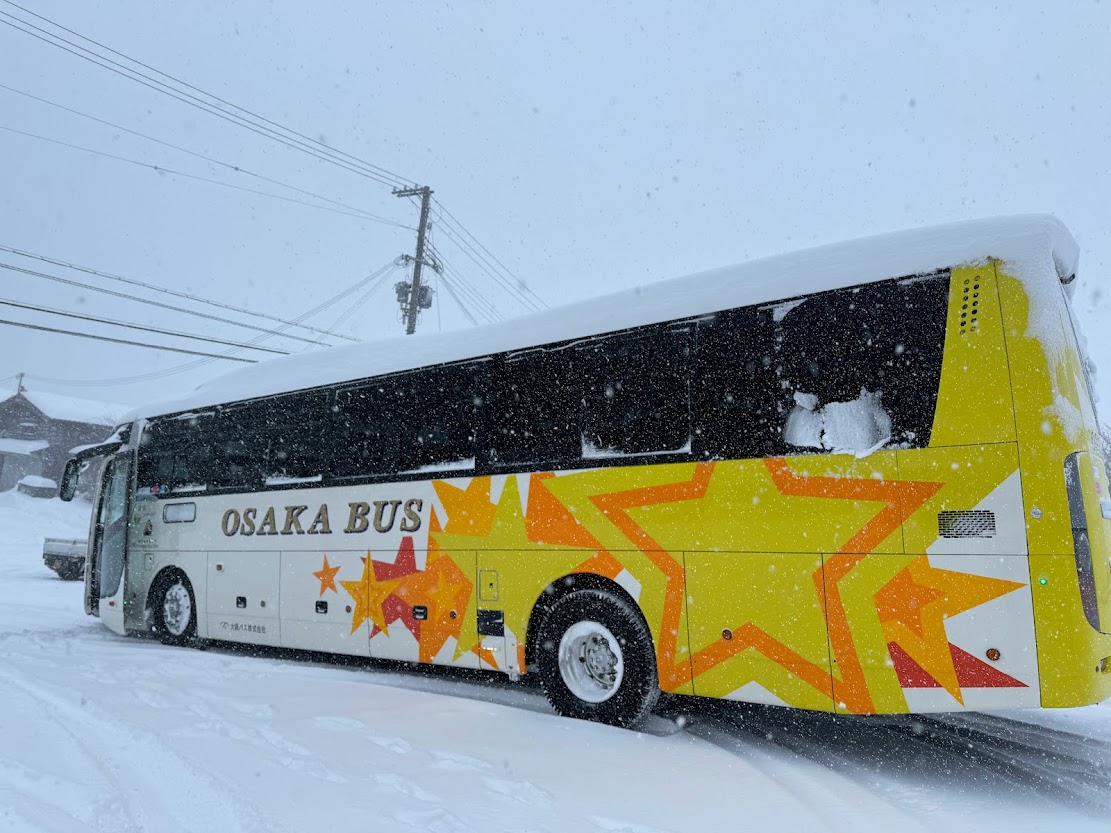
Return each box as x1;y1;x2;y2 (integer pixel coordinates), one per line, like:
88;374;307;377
145;565;193;625
524;572;651;671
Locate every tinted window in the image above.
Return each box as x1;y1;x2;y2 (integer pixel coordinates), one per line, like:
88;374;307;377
335;362;484;478
397;363;482;471
697;273;949;459
490;346;579;466
695;306;782;459
579;325;692;457
137;411;218;493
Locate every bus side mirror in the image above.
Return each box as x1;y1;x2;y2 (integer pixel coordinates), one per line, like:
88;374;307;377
60;458;80;502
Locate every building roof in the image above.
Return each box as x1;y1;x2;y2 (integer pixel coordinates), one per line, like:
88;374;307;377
0;438;48;455
0;390;126;427
131;213;1079;421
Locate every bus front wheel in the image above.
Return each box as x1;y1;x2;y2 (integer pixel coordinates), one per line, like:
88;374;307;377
536;588;659;728
151;572;197;646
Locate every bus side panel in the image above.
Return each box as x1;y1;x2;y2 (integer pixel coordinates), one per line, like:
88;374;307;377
280;549;371;657
432;469;697;694
997;263;1111;707
366;546;481;670
206;550;282;647
889;445;1040;712
686;551;834;711
927;265;1017;448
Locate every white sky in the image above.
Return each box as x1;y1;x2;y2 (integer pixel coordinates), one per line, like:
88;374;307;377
1;1;1109;414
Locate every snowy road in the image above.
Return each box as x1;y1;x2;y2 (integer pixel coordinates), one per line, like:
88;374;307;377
2;491;1110;832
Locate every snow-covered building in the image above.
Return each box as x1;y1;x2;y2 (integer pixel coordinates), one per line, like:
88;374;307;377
0;388;124;492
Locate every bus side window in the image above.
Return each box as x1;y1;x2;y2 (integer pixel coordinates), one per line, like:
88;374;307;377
579;326;692;458
490;347;580;468
260;391;333;482
772;277;948;453
395;363;483;472
333;385;402;479
137;413;217;493
210;403;268;489
695;307;784;460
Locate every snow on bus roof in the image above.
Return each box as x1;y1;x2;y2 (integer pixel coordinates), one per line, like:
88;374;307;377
132;214;1078;421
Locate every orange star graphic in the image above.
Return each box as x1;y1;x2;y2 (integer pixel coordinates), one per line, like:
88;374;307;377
395;553;473;662
312;555;341;596
340;552;400;636
876;555;1023;703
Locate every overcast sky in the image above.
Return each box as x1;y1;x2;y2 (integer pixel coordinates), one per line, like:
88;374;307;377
1;1;1109;416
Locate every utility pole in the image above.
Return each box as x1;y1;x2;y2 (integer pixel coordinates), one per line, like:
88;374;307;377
393;185;434;335
16;372;24;394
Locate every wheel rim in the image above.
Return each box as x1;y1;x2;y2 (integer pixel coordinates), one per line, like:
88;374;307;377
558;620;624;703
162;581;192;637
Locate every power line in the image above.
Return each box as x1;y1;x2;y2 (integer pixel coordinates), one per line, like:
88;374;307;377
0;260;330;347
433;199;547;310
428;246;501;322
0;318;256;362
0;123;408;226
282;258;403;334
26;366;214;387
1;0;413;189
1;2;544;330
0;298;292;355
432;220;539;314
324;264;399;334
0;82;408;228
426;238;500;322
438;264;500;323
0;244;358;344
437;272;480;326
17;259;402;388
0;7;411;190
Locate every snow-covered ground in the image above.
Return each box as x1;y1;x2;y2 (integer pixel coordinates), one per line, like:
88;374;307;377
2;491;1110;833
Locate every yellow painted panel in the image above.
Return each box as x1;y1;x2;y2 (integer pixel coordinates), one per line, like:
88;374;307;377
679;454;905;555
685;551;833;711
825;551;915;714
929;265;1016;448
996;263;1092;555
1028;554;1111;707
896;444;1022;554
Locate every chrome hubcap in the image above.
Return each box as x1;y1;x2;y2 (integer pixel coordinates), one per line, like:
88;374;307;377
558;620;624;703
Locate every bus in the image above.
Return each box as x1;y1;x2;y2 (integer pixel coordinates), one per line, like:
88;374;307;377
62;214;1111;728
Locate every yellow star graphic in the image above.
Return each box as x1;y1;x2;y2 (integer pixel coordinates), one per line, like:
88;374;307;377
340;553;400;636
312;555;341;596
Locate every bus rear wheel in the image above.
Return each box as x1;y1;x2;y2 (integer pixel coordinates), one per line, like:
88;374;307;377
152;573;197;646
536;589;659;728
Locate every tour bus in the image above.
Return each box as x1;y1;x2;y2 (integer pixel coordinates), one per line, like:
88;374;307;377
63;215;1111;727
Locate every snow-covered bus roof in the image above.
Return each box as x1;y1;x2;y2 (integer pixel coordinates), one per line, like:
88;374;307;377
132;214;1078;421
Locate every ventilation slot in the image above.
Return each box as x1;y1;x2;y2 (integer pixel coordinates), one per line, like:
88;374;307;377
958;275;981;336
938;510;996;538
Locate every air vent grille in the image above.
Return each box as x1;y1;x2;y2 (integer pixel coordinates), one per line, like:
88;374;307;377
959;275;982;336
938;510;996;538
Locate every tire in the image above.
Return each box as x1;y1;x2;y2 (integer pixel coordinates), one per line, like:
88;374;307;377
57;561;84;581
536;589;659;728
151;573;197;646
